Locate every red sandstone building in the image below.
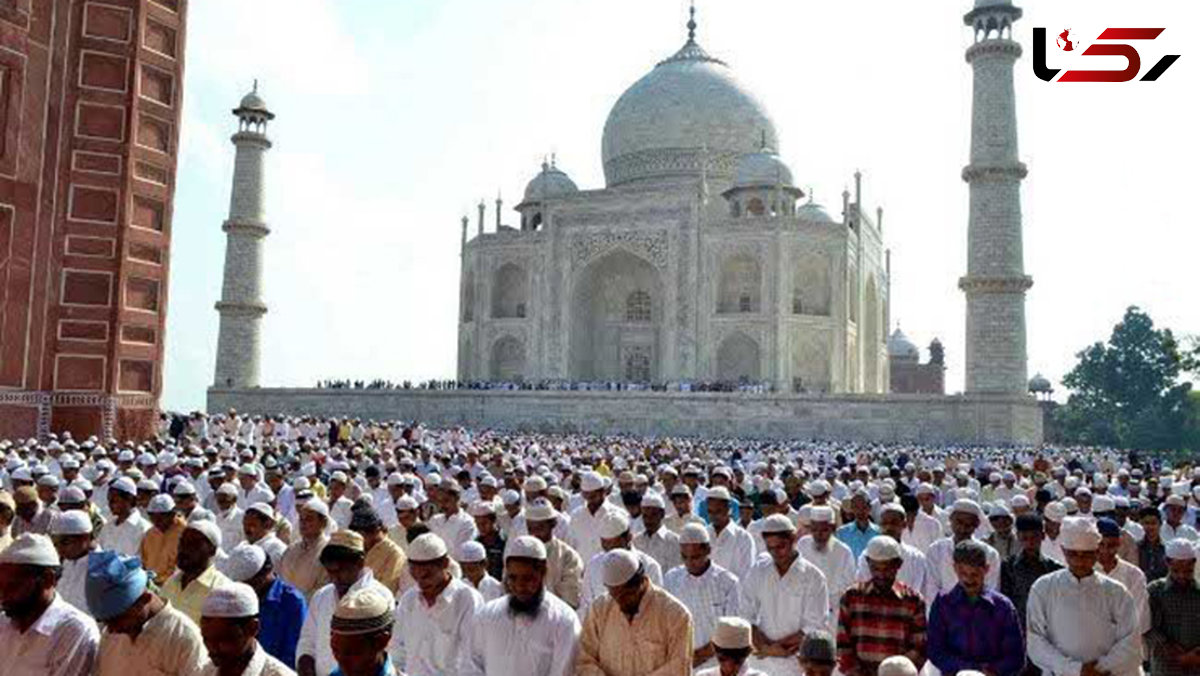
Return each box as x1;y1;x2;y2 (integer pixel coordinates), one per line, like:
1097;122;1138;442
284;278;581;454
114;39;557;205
0;0;187;440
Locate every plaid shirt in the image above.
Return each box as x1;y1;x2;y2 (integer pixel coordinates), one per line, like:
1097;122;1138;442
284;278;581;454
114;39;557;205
837;580;927;674
1146;578;1200;676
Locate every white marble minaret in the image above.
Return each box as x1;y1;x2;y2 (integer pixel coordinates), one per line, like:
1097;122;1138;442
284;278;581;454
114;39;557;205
213;84;274;389
960;0;1032;394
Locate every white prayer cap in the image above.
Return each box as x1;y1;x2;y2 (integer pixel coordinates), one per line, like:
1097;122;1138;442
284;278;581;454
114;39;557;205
1165;494;1186;508
956;672;987;676
760;513;796;535
136;478;158;493
37;474;59;488
581;472;605;492
950;499;984;521
916;483;936;496
1059;516;1101;552
878;656;919;676
292;476;311;490
711;616;753;650
706;486;732;502
1092;496;1115;513
880;502;906;519
172;481;197;497
386;472;405;487
679;523;711;545
988;502;1013;520
301;499;330;518
246;503;275;521
468;501;496;517
408;533;449;562
0;533;60;567
186;519;223;549
505;535;547;561
500;489;521;506
440;479;463;495
330;471;348;484
809;505;836;524
641;492;666;510
601;549;642;587
1113;496;1131;509
216;483;239;498
455;541;487;564
201;583;260;618
478;475;498;488
670;484;691;497
1166;538;1197;561
866;536;903;562
222;543;268;582
58;486;86;504
523;475;548;492
1010;494;1031;509
598;511;631;539
51;511;93;536
525;498;557;521
1043;502;1067;523
394;495;419;511
147;494;176;514
238;463;258;477
109;477;137;496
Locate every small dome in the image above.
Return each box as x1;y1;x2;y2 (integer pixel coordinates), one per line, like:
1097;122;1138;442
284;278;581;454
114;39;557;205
1028;373;1052;393
796;200;835;223
523;161;578;202
887;329;920;359
240;90;268;112
732;146;794;189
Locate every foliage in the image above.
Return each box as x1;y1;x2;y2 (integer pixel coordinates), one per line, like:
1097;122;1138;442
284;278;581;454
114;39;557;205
1056;306;1195;450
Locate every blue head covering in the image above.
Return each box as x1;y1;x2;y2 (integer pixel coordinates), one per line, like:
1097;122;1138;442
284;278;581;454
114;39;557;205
86;551;148;621
1096;517;1122;539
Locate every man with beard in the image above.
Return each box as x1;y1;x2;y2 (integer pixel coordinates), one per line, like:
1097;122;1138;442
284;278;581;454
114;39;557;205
576;549;694;676
663;523;741;671
199;583;294;676
706;486;757;582
0;533;100;675
50;510;98;612
525;498;584;609
390;532;482;675
162;518;233;625
798;505;856;622
634;492;682;572
297;530;392;676
141;493;187;583
458;535;581;675
98;477;150;557
568;472;619;565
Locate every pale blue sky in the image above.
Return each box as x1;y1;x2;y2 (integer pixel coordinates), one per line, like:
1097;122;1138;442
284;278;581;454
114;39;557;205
164;0;1198;412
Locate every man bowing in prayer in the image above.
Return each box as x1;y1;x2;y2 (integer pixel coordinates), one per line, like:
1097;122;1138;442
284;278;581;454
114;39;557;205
390;532;482;675
199;583;295;676
577;548;694;676
162;518;233;625
459;535;582;676
88;549;210;675
1027;516;1143;676
0;533;100;675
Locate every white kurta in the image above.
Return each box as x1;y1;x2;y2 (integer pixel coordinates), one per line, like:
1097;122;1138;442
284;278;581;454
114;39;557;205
297;570;392;676
0;593;99;676
925;536;1001;596
390;577;482;676
740;555;829;676
97;512;151;557
663;562;741;652
429;511;479;552
199;642;294;676
797;535;856;623
902;511;944;553
1098;559;1151;636
1027;570;1143;676
458;593;581;676
216;506;245;552
567;503;618;566
854;542;940;605
58;552;92;614
709;522;757;582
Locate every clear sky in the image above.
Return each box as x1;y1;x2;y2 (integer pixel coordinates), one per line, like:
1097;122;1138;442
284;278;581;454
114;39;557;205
163;0;1198;412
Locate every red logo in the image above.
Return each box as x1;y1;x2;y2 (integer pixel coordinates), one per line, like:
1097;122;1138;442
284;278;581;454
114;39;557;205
1034;27;1180;82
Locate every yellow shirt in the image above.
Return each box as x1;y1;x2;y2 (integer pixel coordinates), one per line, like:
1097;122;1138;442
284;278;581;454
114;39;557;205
279;537;329;599
160;566;231;626
140;517;186;584
364;536;408;593
577;585;694;676
97;602;208;676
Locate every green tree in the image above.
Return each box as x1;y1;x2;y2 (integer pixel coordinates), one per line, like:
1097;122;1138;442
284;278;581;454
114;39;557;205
1056;306;1194;450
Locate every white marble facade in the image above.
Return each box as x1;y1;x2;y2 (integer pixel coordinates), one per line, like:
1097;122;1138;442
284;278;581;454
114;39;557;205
457;22;889;394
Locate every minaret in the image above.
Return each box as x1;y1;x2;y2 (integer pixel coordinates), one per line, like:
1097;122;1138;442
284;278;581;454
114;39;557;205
959;0;1032;394
213;84;274;389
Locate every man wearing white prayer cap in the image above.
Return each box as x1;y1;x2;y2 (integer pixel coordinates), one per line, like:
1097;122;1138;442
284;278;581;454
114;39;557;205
458;535;581;676
693;616;767;676
142;493;186;584
98;476;150;557
455;541;504;602
223;542;308;670
579;509;663;615
524;497;585;609
798;504;857;625
926;499;1002;596
634;490;682;572
199;583;293;676
1143;538;1199;676
279;498;332;599
387;494;420;554
389;533;482;675
743;514;830;676
706;485;757;581
1041;501;1067;565
877;655;919;676
161;519;233;626
568;471;619;566
1027;517;1143;676
664;522;740;670
576;549;693;676
838;536;927;676
330;588;396;676
0;533;100;676
51;510;98;613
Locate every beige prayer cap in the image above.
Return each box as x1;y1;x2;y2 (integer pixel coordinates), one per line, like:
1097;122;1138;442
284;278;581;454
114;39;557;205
711;616;753;650
408;533;449;562
1166;538;1197;561
598;511;631;540
601;549;642;587
878;656;919;676
679;523;711;545
1059;516;1101;551
524;498;557;522
0;490;15;511
504;535;547;561
326;530;365;554
760;513;796;535
331;587;394;636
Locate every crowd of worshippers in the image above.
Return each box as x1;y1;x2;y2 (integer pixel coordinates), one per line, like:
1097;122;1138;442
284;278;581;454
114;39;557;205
309;378;778;393
1;420;1200;676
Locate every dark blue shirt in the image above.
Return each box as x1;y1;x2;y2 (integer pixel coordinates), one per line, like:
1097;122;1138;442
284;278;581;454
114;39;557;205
928;585;1026;676
258;576;307;669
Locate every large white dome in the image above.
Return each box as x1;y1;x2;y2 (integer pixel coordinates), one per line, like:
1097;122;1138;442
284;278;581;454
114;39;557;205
601;36;778;188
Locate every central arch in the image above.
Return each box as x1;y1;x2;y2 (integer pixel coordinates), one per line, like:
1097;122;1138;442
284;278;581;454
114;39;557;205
490;335;526;381
569;249;663;381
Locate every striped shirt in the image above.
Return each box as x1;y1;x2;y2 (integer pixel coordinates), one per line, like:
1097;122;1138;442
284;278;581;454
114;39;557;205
837;581;927;675
663;562;741;649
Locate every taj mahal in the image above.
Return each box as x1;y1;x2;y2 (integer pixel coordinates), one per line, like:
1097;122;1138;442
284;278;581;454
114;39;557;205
456;9;888;393
209;0;1044;443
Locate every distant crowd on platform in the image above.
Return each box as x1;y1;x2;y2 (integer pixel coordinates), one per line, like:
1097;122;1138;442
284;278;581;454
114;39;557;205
1;412;1199;676
315;378;782;394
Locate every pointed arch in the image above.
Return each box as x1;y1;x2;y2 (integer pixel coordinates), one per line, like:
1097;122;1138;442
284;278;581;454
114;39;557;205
716;332;761;382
